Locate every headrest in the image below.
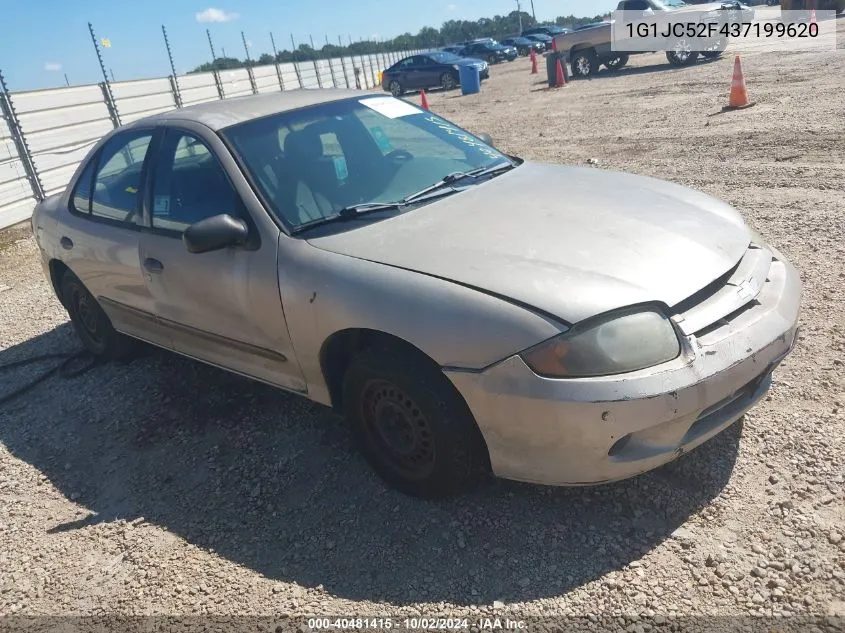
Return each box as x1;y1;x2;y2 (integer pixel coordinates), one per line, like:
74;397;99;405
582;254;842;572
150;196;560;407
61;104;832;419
284;129;323;162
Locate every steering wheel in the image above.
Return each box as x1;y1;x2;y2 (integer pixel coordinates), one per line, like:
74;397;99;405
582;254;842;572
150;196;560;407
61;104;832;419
385;149;414;162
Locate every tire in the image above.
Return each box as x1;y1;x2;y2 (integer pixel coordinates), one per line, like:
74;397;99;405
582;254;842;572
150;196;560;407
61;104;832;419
571;49;599;78
342;347;489;498
603;54;629;71
440;72;457;91
388;80;403;97
61;271;136;360
666;39;696;66
702;37;728;60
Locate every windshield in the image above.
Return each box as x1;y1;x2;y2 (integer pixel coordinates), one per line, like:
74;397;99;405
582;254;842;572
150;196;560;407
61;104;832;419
662;0;686;6
648;0;673;10
428;51;462;63
222;97;513;230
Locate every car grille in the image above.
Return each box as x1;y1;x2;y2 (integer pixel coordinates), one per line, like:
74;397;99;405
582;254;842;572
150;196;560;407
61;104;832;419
670;240;775;343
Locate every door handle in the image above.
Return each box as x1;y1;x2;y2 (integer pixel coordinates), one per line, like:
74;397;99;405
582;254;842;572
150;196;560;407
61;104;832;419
60;237;73;250
143;258;164;274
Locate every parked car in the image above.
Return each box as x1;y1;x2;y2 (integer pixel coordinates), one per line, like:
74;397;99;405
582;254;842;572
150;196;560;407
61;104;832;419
33;91;802;498
500;37;545;55
381;52;488;96
460;41;518;63
522;24;571;38
523;33;555;49
441;46;466;56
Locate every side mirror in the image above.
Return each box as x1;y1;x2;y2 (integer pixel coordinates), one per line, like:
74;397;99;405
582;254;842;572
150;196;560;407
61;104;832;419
477;132;495;146
183;213;248;254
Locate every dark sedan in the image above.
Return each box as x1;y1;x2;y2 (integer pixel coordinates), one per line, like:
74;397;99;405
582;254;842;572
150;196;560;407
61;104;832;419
381;52;489;96
523;33;555;49
500;37;545;55
460;41;518;64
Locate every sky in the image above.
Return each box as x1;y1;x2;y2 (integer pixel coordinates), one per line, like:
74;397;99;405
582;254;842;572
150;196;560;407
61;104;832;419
0;0;618;91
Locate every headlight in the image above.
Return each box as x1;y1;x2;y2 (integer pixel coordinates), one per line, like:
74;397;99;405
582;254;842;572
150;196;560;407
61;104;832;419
521;307;680;378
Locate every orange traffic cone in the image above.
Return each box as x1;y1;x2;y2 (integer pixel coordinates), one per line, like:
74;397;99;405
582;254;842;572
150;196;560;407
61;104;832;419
530;48;538;75
555;58;567;88
726;55;753;110
810;8;817;24
420;89;430;110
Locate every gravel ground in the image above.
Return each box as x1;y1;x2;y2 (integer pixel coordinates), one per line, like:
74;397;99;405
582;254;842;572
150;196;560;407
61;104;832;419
1;18;844;632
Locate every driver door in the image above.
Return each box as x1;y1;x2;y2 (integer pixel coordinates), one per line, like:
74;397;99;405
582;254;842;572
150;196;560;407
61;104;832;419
138;125;306;393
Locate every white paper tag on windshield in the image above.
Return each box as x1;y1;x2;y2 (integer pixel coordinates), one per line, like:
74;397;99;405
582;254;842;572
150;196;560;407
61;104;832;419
359;97;420;119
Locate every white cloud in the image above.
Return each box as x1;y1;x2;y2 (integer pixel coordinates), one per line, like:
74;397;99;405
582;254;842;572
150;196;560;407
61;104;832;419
246;40;252;48
195;8;239;23
44;62;62;72
447;3;457;10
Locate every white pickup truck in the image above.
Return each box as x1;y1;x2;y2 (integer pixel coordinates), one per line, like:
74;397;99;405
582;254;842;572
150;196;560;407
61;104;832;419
553;0;753;77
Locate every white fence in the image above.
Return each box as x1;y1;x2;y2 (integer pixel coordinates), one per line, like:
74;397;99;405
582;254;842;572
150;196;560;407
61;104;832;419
0;48;422;229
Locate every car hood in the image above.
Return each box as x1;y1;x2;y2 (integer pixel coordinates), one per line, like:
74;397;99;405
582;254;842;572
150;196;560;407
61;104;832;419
307;162;750;324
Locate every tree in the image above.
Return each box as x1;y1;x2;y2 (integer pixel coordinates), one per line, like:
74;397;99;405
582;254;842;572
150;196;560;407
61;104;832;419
190;7;605;72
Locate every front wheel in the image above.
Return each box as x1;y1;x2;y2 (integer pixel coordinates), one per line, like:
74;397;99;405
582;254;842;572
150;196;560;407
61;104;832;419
571;49;599;78
604;54;629;71
342;347;490;498
440;72;457;91
702;37;728;59
388;80;403;97
666;39;696;66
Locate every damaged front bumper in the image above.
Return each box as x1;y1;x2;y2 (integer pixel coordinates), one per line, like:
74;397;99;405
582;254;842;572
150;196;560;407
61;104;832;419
446;252;802;486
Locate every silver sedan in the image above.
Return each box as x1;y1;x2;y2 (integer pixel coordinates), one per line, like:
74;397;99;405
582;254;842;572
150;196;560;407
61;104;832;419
32;90;801;498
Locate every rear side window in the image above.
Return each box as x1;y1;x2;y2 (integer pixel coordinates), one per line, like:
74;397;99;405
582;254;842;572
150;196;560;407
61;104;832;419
71;159;96;214
91;133;153;222
71;133;152;220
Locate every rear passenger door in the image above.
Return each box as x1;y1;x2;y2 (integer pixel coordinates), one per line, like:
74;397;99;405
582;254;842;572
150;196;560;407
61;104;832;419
138;125;305;392
59;128;172;349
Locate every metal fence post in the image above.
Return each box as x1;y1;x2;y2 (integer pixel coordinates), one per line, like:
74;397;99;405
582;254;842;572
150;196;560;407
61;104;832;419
0;69;44;201
88;22;121;127
325;36;339;88
338;36;351;88
270;32;285;91
291;35;304;88
212;70;225;99
161;25;182;107
309;35;323;88
168;75;182;108
242;31;258;94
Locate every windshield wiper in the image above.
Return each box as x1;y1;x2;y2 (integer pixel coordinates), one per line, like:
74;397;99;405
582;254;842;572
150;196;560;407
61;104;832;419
337;201;406;217
402;162;515;204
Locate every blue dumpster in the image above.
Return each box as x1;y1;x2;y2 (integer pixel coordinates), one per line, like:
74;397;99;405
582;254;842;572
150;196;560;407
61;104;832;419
458;65;481;95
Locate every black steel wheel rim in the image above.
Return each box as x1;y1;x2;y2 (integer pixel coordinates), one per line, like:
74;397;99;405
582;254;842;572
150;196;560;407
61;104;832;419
73;288;105;347
361;379;435;479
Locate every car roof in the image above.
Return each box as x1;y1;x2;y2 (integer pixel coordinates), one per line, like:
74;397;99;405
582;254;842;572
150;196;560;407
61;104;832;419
126;88;373;132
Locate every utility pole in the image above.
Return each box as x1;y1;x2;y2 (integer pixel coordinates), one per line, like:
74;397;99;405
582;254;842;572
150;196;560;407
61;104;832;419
530;0;536;21
516;0;523;34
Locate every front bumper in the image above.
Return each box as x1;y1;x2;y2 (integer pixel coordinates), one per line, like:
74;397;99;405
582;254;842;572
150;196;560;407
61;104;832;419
446;252;802;486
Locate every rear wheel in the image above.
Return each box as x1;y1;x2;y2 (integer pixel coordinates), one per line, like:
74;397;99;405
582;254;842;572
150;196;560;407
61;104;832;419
61;271;136;360
604;54;629;71
389;80;403;97
440;72;457;91
571;49;599;78
342;347;489;498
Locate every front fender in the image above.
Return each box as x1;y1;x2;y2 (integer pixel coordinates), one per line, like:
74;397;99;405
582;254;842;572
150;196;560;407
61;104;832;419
278;236;565;405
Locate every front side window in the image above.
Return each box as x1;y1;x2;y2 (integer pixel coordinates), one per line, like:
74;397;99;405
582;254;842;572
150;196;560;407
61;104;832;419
150;131;240;232
76;132;152;223
222;96;513;230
